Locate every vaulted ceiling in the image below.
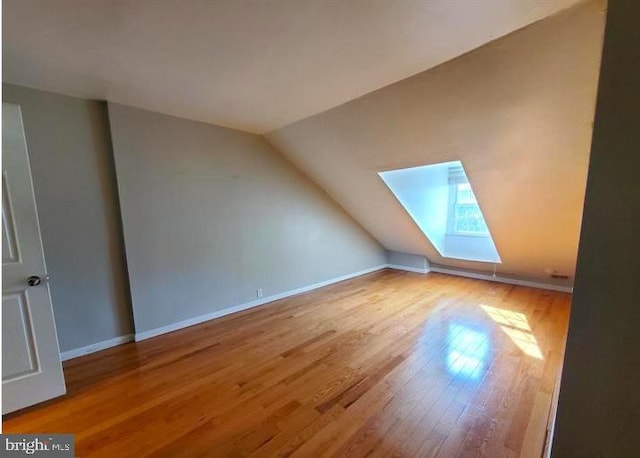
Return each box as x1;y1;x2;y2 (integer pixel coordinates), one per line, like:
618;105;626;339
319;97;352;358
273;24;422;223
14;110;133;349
267;0;606;280
3;0;606;281
5;0;583;133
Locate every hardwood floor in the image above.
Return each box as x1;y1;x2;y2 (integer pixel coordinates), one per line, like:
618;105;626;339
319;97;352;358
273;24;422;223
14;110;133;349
3;270;571;457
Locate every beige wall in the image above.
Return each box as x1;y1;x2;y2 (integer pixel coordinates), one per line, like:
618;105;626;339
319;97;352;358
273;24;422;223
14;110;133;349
2;84;134;352
107;103;385;334
267;0;605;281
552;0;640;455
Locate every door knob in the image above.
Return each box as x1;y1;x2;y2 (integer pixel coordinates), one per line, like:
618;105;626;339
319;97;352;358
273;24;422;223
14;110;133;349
26;276;48;287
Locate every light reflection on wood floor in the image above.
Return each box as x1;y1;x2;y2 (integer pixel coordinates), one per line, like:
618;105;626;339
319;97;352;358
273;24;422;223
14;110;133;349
3;269;570;457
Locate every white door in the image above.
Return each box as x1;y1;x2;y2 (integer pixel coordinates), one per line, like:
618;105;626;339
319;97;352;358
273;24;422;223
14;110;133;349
2;103;66;413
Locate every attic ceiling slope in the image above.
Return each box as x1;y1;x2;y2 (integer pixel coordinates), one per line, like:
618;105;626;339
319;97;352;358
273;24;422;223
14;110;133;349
266;0;606;281
4;0;583;133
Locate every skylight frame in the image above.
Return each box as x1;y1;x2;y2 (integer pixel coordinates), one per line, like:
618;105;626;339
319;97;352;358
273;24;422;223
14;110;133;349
378;160;501;264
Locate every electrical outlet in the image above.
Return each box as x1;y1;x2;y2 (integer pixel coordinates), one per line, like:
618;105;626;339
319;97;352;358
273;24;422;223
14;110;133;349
256;288;263;298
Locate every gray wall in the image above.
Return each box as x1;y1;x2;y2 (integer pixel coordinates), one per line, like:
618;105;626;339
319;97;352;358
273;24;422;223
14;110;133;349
552;1;640;455
386;251;428;272
107;103;386;334
2;84;133;352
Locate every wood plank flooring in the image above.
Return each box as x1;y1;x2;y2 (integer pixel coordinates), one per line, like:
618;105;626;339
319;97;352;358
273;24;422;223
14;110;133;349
3;270;571;457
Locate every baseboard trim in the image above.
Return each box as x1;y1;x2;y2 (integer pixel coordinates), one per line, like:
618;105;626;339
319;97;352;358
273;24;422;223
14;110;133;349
60;334;134;361
60;263;570;357
386;264;430;274
429;266;573;293
135;264;388;342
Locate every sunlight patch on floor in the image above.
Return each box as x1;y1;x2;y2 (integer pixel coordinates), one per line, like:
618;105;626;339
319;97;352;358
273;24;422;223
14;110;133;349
446;323;490;380
480;305;543;359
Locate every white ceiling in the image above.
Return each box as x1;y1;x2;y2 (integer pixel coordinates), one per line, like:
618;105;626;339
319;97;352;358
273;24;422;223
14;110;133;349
4;0;583;133
267;1;606;280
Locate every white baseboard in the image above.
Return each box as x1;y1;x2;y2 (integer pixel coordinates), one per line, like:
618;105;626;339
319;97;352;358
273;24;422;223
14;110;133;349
61;263;569;356
429;266;573;293
386;264;430;274
135;264;389;341
60;334;134;361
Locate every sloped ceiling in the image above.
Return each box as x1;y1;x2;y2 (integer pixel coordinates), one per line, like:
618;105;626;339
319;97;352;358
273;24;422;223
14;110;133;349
267;0;606;280
4;0;583;133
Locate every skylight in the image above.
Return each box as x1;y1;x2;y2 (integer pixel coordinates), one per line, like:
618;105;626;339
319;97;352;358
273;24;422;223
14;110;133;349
379;161;501;263
450;182;489;236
